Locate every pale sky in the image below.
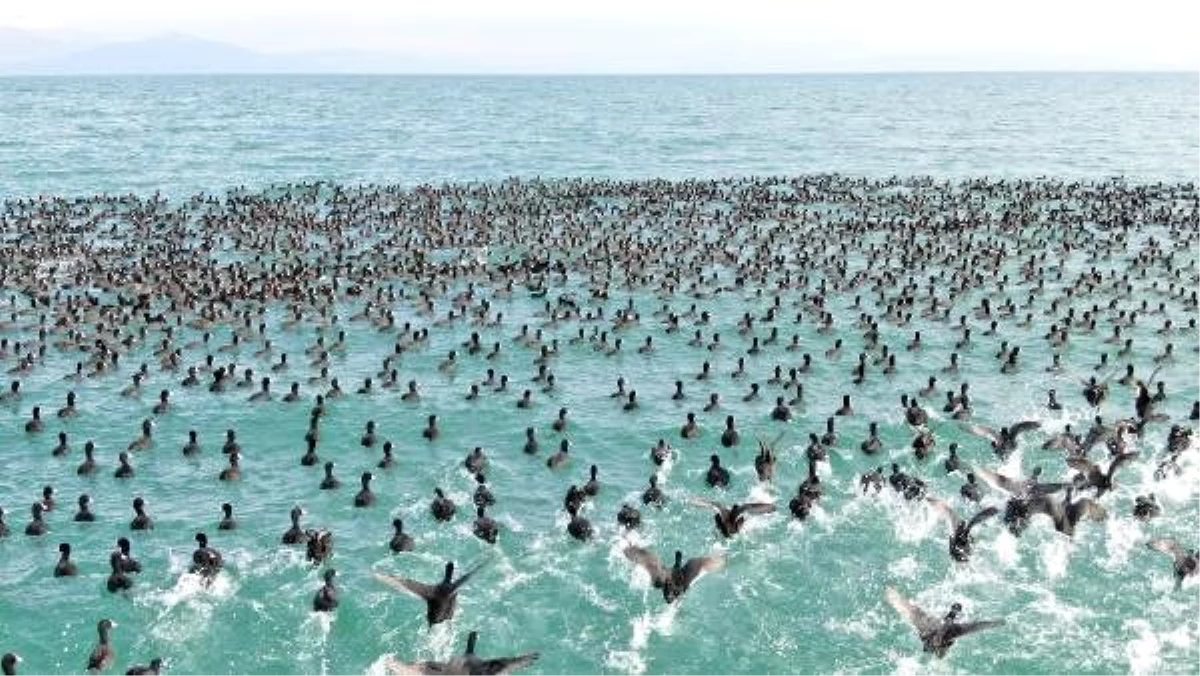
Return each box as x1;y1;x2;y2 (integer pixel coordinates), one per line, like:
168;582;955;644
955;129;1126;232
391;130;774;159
3;0;1199;72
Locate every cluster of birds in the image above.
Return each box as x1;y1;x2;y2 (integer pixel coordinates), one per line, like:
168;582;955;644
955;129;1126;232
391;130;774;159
0;174;1197;674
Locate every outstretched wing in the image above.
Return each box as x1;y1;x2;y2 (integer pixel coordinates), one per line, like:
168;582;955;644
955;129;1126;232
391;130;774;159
1008;421;1041;438
375;572;437;601
472;653;541;675
965;424;1000;444
451;559;491;592
1106;451;1139;479
623;546;668;586
680;554;726;588
967;506;1000;531
736;502;777;516
885;587;938;636
975;468;1022;495
945;619;1006;641
927;497;962;530
384;657;449;676
688;497;730;519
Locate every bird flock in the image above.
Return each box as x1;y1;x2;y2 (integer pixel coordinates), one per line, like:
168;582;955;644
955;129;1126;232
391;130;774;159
0;175;1197;674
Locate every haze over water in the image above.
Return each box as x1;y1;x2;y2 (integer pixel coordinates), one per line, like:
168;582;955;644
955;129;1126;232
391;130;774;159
0;73;1197;676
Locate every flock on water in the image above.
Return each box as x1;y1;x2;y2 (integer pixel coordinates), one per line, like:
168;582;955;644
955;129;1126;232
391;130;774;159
0;175;1197;674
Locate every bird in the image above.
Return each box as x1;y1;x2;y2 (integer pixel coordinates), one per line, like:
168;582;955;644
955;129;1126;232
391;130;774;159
86;619;117;673
885;587;1004;658
622;546;726;603
1028;487;1107;537
690;497;776;538
384;630;539;675
375;559;488;625
927;498;999;562
1066;451;1138;497
964;420;1041;457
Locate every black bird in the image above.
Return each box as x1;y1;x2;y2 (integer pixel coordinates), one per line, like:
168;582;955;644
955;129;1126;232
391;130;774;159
2;654;20;676
374;559;488;626
312;569;339;612
86;619;117;673
124;658;163;675
1067;451;1138;497
927;498;999;562
690;498;775;538
1028;487;1107;537
886;587;1004;658
622;546;726;603
385;630;539;675
965;420;1041;457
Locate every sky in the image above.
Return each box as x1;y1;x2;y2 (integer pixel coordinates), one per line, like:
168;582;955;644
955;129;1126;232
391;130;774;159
2;0;1198;72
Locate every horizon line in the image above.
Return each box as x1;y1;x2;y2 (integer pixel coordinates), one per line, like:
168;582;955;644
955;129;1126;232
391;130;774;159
1;68;1196;78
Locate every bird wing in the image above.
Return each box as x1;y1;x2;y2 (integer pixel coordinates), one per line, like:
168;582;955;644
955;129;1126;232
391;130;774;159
965;424;1000;444
1106;451;1139;479
1147;538;1184;559
975;468;1022;495
451;559;491;592
472;653;541;675
681;554;726;587
885;587;938;636
927;497;962;530
736;502;777;516
623;546;668;586
946;619;1006;641
384;657;452;676
375;572;437;601
967;506;1000;531
688;497;730;519
1008;421;1041;438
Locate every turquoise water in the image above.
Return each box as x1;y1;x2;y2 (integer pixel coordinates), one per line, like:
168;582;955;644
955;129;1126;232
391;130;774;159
0;75;1197;676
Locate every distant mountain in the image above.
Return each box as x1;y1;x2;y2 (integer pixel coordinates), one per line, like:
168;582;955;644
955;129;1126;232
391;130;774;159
0;32;430;75
0;27;67;66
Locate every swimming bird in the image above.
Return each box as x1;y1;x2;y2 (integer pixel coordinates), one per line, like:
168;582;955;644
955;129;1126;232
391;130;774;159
1066;451;1137;497
55;542;79;577
106;552;133;593
306;530;334;565
690;497;775;538
927;498;999;562
1028;487;1107;537
431;488;456;521
885;587;1004;658
385;630;539;675
86;619;117;673
374;559;489;626
282;506;308;545
313;569;339;612
124;658;163;675
965;420;1041;457
189;532;223;579
2;653;19;676
622;546;725;604
389;518;414;553
975;467;1067;536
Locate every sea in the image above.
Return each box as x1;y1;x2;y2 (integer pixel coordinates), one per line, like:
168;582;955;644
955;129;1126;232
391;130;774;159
0;73;1197;675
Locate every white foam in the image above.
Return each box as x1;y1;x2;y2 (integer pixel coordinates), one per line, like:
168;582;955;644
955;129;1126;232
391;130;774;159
1039;534;1072;580
1099;513;1143;571
1125;619;1161;676
989;530;1021;569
